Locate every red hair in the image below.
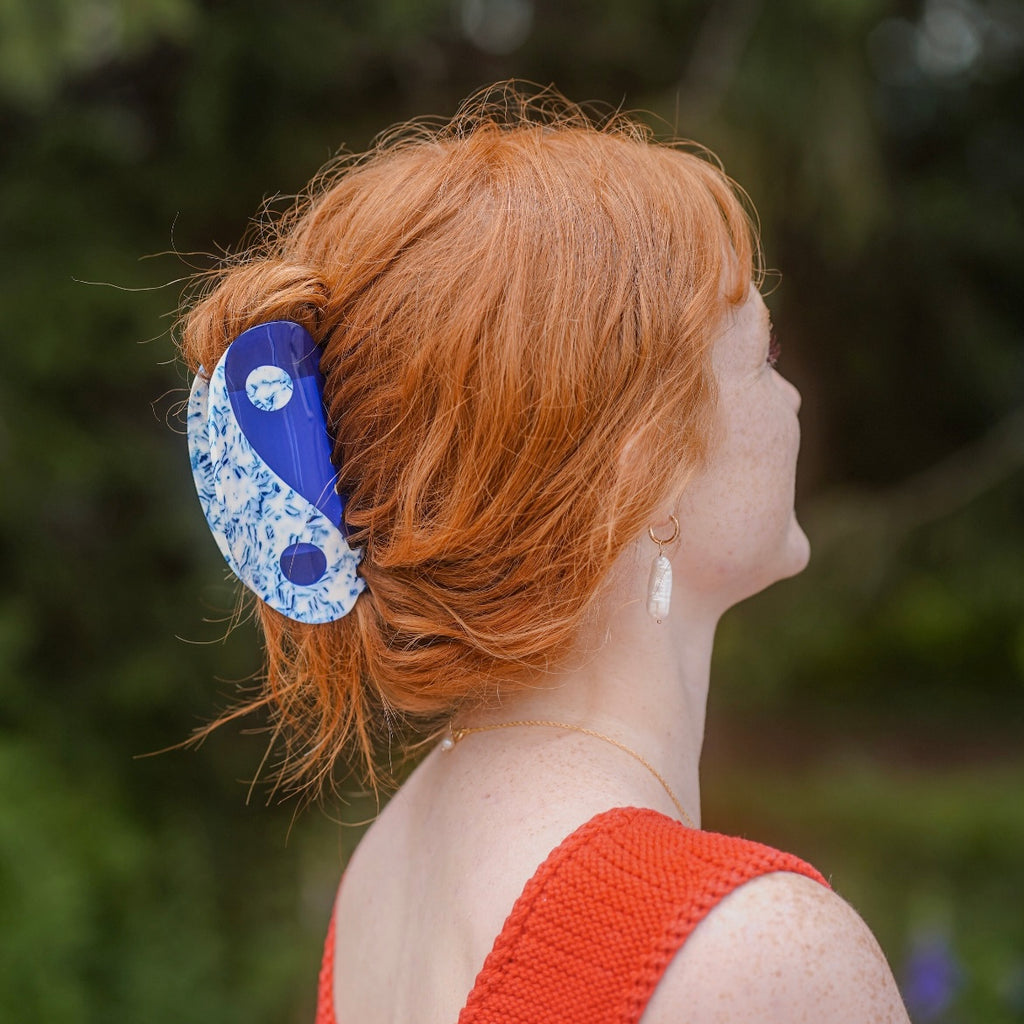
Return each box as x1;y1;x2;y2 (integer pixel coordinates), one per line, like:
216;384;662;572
180;84;758;793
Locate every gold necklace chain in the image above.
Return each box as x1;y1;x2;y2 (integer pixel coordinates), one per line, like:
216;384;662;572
441;719;696;829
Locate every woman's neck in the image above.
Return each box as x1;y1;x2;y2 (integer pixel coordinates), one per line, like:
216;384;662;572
459;576;720;829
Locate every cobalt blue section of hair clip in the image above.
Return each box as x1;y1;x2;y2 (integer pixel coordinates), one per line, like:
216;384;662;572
223;321;345;529
187;320;366;624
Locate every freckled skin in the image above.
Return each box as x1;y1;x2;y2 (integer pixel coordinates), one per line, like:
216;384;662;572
672;289;809;613
634;291;909;1023
634;295;911;1022
641;873;910;1024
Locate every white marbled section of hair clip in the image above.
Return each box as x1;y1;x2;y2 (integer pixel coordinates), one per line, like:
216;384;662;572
187;361;366;624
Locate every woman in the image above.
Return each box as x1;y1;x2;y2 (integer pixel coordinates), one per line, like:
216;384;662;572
182;86;910;1023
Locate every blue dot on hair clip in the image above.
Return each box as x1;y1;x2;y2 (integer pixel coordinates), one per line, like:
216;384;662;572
281;542;329;586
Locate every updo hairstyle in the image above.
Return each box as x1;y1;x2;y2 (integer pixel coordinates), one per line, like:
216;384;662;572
180;85;758;793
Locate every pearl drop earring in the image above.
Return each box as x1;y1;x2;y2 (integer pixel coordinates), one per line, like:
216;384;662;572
646;515;679;623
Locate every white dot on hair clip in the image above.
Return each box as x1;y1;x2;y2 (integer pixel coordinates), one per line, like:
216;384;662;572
246;364;295;412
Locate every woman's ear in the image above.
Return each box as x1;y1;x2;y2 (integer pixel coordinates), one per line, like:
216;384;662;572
614;428;693;529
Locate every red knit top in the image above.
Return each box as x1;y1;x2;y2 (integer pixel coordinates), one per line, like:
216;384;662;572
316;806;828;1024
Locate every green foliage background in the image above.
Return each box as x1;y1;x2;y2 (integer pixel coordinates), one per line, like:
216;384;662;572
0;0;1021;1021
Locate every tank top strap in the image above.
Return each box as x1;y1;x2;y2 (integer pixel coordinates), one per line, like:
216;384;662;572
315;909;338;1024
457;806;828;1024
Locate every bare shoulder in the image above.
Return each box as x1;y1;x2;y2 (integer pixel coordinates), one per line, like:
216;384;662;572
641;870;910;1024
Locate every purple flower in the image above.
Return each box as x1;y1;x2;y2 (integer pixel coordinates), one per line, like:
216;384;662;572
902;928;962;1022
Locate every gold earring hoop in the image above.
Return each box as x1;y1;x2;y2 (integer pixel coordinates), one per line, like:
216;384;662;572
646;514;679;623
647;515;680;553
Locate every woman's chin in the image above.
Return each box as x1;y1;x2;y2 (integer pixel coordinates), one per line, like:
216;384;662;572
722;520;811;610
779;518;811;579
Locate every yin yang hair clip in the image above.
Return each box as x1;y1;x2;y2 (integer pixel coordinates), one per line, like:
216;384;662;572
187;320;366;624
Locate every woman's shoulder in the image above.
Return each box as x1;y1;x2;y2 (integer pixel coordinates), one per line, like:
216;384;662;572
503;807;909;1024
641;868;911;1024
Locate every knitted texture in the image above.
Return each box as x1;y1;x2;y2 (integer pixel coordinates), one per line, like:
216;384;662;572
316;911;336;1024
315;806;828;1024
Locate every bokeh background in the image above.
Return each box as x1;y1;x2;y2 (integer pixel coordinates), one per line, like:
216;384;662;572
1;0;1022;1021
